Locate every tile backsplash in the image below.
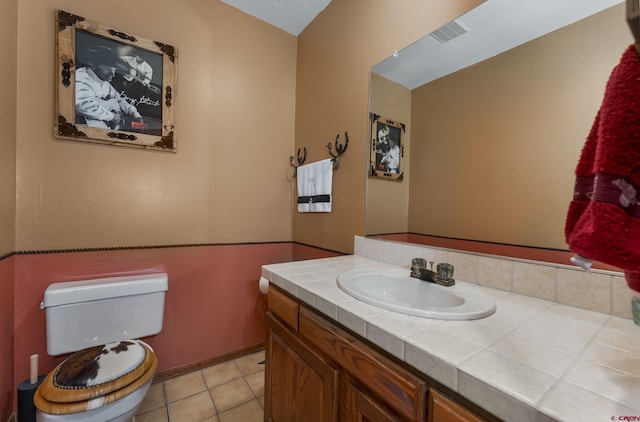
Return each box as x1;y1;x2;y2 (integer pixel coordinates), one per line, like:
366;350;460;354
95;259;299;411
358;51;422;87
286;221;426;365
354;236;634;320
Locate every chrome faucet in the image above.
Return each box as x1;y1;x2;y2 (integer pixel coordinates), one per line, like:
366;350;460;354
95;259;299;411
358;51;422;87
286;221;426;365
410;258;455;286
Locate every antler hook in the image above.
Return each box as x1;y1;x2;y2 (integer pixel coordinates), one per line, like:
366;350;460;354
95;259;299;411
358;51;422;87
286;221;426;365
290;147;307;177
327;132;349;169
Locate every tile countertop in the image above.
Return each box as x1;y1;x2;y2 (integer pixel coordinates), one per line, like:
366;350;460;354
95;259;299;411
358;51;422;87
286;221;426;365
261;255;640;422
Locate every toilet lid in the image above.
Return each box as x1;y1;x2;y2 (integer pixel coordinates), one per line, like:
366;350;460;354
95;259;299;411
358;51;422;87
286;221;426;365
36;340;155;404
34;350;157;415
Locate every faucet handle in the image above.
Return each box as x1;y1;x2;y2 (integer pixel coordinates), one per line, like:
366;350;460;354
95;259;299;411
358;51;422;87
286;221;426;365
411;258;427;269
410;258;426;277
436;263;454;280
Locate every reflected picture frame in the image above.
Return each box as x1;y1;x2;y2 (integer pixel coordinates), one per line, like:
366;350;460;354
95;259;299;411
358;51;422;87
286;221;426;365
369;113;404;181
55;10;178;152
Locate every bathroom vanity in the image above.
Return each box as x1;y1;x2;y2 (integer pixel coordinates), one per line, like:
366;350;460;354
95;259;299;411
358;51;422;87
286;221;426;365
262;254;640;421
265;285;488;421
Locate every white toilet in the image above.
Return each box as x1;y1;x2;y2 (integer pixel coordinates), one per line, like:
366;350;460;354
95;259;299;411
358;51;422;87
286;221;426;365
34;273;168;422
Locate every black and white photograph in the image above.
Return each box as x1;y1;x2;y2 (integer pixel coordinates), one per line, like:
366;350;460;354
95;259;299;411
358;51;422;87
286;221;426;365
75;30;163;136
370;113;404;180
55;9;177;151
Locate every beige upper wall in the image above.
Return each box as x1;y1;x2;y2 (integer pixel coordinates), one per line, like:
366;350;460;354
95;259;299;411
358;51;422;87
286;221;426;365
10;0;486;253
15;0;297;250
0;0;17;256
367;73;411;235
409;4;630;249
293;0;484;254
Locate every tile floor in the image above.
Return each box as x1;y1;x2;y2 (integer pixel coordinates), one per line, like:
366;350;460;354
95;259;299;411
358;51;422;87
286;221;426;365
135;350;265;422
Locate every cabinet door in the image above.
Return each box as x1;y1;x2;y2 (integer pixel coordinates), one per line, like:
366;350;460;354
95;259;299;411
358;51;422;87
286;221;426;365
428;389;485;422
340;374;408;422
265;312;339;422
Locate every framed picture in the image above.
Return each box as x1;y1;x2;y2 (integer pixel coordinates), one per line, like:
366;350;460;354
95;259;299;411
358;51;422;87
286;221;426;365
369;113;404;180
55;10;177;152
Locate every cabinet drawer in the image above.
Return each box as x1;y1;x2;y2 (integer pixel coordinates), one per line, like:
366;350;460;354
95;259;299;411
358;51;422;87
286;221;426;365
268;287;299;331
299;307;426;421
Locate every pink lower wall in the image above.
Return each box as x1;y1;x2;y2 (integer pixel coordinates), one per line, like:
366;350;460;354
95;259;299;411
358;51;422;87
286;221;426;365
0;255;15;422
9;242;313;415
292;242;343;261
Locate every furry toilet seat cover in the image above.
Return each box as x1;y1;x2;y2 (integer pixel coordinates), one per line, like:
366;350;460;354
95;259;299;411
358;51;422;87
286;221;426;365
35;339;155;411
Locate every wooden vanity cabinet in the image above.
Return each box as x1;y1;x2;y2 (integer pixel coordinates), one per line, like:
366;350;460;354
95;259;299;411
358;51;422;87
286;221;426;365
265;286;488;422
266;312;339;421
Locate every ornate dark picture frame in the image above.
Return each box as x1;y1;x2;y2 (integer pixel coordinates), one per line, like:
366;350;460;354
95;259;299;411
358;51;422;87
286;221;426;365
369;113;404;181
55;10;177;152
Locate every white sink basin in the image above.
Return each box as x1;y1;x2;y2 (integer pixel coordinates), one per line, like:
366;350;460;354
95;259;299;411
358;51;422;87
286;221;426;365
337;267;496;320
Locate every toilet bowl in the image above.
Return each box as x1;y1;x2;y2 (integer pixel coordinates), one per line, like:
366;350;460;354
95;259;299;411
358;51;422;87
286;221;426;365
35;274;168;421
36;378;152;422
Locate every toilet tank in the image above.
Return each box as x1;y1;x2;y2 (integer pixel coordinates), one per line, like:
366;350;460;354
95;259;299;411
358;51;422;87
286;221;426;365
41;273;168;355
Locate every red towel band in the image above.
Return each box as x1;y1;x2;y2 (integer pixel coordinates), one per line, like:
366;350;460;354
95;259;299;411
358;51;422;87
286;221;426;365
573;172;640;218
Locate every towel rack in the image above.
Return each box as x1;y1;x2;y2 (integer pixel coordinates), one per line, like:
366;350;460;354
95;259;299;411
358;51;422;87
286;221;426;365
290;132;349;177
290;147;307;177
327;132;349;169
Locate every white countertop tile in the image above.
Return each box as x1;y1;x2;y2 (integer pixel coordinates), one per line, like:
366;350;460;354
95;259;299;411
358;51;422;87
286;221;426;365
579;342;640;378
604;315;640;336
540;302;611;327
592;327;640;354
263;256;640;421
510;319;593;355
562;360;640;411
405;342;459;391
406;326;485;366
337;299;388;337
365;312;438;359
459;349;557;407
459;372;539;422
538;381;638;422
438;320;507;347
471;294;551;332
488;335;575;378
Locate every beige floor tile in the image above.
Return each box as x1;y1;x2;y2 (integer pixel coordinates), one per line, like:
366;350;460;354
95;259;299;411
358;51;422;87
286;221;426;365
244;371;264;397
202;360;243;388
142;350;266;421
168;391;216;421
164;371;207;402
209;377;255;412
137;382;165;413
219;400;263;422
135;406;168;422
234;350;265;376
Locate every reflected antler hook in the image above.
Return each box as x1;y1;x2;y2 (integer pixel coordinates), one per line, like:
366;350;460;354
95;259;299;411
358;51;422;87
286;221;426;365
327;132;349;169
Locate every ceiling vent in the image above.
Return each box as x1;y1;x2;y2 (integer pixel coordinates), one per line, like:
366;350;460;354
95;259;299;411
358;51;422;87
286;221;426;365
429;18;470;43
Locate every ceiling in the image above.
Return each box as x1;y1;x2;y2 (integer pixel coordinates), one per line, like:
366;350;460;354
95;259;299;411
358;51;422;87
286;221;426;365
220;0;625;89
373;0;625;89
219;0;332;36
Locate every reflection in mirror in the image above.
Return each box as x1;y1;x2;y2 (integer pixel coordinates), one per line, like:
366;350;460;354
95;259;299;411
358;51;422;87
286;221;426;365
367;1;629;257
369;114;405;180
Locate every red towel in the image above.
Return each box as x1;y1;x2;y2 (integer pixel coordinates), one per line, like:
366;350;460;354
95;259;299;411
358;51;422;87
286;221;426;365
565;45;640;293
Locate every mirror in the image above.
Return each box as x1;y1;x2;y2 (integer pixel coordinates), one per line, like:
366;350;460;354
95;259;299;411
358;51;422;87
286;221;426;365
366;1;630;251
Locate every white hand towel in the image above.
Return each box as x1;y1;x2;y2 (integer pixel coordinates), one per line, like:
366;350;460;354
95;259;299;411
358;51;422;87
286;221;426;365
297;158;333;212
